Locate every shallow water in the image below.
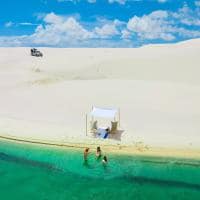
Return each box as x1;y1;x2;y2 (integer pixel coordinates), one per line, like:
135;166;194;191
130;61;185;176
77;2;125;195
0;140;200;200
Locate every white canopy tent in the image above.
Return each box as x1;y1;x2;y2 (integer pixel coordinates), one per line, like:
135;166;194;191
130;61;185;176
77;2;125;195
90;107;118;119
85;106;120;136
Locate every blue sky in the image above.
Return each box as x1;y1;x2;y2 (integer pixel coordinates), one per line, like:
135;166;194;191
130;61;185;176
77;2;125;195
0;0;200;47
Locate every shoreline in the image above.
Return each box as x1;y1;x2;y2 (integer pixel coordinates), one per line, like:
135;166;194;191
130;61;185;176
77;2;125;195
1;134;200;160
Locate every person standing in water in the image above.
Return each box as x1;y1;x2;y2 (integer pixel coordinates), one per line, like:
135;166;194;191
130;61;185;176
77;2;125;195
102;156;108;165
96;146;102;159
83;147;90;161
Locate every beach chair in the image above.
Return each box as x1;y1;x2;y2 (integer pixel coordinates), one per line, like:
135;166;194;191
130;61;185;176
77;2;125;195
110;121;118;134
90;120;98;134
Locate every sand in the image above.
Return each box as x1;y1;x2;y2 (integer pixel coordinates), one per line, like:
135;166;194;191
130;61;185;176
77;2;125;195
0;39;200;157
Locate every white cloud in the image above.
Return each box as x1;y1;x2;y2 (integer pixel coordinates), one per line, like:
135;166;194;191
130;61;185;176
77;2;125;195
5;21;38;28
5;21;14;28
44;12;63;24
57;0;96;3
176;27;200;38
87;0;96;3
94;24;119;38
125;4;200;41
1;13;123;47
1;3;200;47
172;3;200;26
19;22;39;26
108;0;126;4
57;0;168;4
0;35;30;47
30;13;125;45
127;10;175;41
157;0;167;3
30;13;93;46
195;1;200;7
121;29;131;39
57;0;79;2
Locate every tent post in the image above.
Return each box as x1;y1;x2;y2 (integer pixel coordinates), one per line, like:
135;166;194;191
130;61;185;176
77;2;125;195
119;108;120;127
91;106;94;122
86;114;87;136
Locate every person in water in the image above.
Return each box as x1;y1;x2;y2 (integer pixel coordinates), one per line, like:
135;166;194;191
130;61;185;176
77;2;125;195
96;146;102;158
83;147;90;161
102;156;108;164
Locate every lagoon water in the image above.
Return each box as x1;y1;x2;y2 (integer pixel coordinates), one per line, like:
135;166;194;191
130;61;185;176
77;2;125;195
0;140;200;200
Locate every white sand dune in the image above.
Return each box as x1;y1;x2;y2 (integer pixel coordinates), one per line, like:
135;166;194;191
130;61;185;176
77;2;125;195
0;39;200;148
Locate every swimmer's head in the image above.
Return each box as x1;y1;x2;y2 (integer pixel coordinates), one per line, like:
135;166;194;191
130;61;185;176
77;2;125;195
85;148;89;152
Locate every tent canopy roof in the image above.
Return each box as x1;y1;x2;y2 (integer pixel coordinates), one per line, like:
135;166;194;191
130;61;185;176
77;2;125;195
90;107;118;119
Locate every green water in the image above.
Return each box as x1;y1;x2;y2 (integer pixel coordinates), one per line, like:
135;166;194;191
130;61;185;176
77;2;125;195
0;140;200;200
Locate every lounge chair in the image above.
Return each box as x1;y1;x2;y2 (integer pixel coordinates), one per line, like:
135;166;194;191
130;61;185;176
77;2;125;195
110;121;118;134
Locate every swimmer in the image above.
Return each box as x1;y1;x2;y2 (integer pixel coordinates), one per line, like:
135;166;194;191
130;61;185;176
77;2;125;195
96;146;102;158
84;147;90;161
102;156;108;165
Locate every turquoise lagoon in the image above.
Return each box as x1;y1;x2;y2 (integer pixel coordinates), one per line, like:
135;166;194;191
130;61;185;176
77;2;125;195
0;140;200;200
